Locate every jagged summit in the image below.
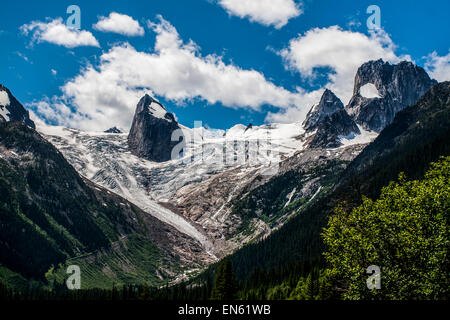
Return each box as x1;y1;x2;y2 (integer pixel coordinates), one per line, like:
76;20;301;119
128;94;182;162
136;94;176;122
104;126;122;133
303;89;359;148
0;84;35;128
346;59;436;132
303;89;347;130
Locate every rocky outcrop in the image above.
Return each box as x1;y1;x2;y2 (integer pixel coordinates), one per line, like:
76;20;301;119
104;126;121;133
128;94;182;162
0;84;35;128
345;59;436;132
342;81;450;185
303;89;359;148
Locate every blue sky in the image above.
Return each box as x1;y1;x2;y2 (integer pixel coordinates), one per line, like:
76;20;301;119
1;0;449;131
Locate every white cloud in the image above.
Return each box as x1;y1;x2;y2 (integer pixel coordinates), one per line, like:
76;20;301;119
16;52;30;62
28;19;414;129
266;26;411;123
265;88;322;123
93;12;144;36
28;99;76;127
217;0;302;29
424;51;450;82
51;69;57;76
279;26;410;105
31;16;302;131
20;18;99;48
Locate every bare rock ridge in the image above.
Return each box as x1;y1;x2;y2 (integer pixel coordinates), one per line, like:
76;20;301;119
0;84;35;128
104;126;121;133
128;94;182;162
303;89;359;148
302;60;437;148
346;59;437;132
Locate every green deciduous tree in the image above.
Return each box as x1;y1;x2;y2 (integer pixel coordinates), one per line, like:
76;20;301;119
322;156;450;300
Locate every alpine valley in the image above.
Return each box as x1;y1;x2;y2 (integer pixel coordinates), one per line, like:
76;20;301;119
0;59;448;299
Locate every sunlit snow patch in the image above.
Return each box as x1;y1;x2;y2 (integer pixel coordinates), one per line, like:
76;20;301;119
149;101;169;120
0;90;11;121
0;90;10;106
339;125;378;147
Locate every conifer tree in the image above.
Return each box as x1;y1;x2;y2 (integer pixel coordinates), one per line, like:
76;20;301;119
210;258;237;300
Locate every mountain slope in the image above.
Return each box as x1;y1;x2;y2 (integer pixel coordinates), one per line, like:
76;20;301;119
340;80;450;198
302;89;360;148
346;59;436;132
0;84;35;128
0;122;211;287
216;81;450;281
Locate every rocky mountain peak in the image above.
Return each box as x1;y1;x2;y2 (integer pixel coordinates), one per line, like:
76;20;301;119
0;84;35;128
244;123;253;132
128;94;182;162
104;126;122;133
136;94;176;122
302;89;345;131
302;89;360;149
346;59;437;132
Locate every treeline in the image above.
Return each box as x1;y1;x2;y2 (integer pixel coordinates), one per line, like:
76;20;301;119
0;259;327;301
0;278;212;301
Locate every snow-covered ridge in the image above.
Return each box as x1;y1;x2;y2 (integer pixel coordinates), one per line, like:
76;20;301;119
149;100;170;120
338;125;378;147
37;118;376;257
0;90;11;122
38;124;216;255
37;121;308;255
0;107;11;122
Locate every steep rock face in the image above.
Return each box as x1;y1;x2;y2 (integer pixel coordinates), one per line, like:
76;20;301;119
128;94;182;162
303;89;359;148
341;81;450;192
221;83;450;283
0;84;35;128
346;59;436;132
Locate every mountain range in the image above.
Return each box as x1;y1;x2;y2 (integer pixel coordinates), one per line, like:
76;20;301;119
0;59;447;291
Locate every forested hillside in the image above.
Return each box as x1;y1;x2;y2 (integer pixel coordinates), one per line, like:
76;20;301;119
0;122;207;289
191;82;450;299
1;81;448;300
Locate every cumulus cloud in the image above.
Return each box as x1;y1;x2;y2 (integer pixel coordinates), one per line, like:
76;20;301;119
279;26;410;105
217;0;302;29
266;27;410;123
93;12;145;36
28;18;412;129
20;18;99;48
265;88;322;123
424;51;450;82
28;99;78;127
31;16;302;131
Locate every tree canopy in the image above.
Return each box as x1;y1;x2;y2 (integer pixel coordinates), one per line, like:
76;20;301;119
322;156;450;300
